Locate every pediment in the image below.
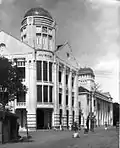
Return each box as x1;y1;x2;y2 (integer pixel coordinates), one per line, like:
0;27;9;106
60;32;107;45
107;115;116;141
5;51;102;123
55;43;79;69
0;31;34;56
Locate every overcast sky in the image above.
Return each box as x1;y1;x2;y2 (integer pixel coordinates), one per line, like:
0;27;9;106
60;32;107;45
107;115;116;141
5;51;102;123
0;0;119;102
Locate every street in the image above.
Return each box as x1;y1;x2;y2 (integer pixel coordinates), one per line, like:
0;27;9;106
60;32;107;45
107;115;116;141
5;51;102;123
0;127;119;148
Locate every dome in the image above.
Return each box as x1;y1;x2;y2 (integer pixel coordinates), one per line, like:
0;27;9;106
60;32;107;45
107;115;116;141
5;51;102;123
78;67;95;77
24;7;53;20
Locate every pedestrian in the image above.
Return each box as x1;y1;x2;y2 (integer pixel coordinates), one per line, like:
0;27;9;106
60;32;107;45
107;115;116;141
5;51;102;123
105;122;107;130
86;117;89;132
60;124;62;131
16;120;20;138
72;122;80;138
69;123;72;131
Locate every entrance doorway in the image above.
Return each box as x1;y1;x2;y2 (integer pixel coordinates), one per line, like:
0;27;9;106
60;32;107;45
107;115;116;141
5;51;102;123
37;109;44;129
37;108;53;129
66;110;69;128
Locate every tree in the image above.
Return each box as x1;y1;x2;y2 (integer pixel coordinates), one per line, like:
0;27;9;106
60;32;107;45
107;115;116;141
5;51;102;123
0;56;27;143
0;56;27;108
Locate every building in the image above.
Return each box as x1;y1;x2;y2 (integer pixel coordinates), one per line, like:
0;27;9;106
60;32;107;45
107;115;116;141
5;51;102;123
78;68;113;127
0;7;113;131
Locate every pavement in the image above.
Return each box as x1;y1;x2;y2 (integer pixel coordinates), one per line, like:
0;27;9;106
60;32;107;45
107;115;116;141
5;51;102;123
0;126;119;148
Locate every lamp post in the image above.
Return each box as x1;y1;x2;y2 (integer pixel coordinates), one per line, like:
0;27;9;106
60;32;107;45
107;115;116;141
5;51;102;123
89;91;92;131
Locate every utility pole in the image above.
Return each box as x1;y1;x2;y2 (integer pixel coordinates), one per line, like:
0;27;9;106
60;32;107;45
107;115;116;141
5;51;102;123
89;91;92;131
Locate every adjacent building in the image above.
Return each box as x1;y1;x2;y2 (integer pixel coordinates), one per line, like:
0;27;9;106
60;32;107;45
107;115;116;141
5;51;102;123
0;7;113;131
78;68;113;127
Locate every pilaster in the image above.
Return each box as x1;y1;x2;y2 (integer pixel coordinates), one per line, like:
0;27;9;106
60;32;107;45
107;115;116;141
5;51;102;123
52;61;59;128
110;103;113;126
26;57;37;130
74;73;79;124
68;70;72;125
62;66;67;127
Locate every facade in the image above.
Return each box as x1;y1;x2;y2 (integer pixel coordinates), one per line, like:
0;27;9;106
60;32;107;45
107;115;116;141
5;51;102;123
0;7;113;131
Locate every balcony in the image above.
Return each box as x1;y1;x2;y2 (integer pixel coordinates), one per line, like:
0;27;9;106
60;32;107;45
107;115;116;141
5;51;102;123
16;102;26;108
37;102;53;108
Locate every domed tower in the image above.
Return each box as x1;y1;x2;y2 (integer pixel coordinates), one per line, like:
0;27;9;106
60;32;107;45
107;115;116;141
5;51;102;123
78;67;95;91
20;7;56;51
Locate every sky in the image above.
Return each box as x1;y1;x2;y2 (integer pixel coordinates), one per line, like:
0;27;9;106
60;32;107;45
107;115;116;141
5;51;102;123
0;0;119;103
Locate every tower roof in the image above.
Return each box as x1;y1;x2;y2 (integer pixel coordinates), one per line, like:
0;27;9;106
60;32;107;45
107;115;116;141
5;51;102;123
24;7;53;20
78;67;95;77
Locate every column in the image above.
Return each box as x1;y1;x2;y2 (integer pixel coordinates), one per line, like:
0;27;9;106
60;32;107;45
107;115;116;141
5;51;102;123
110;103;113;126
48;86;50;103
74;73;79;125
102;101;104;126
42;61;43;82
62;66;67;127
52;61;59;128
26;57;37;131
42;85;43;103
105;102;107;123
68;70;72;126
48;62;50;102
48;61;49;82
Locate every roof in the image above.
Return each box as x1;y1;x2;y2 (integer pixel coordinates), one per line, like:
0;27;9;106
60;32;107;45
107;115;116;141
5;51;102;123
102;92;112;98
78;67;95;77
0;30;34;55
55;43;79;69
79;86;89;93
24;7;53;20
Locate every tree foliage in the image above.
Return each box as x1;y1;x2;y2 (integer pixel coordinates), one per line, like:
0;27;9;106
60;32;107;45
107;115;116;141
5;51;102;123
0;56;27;105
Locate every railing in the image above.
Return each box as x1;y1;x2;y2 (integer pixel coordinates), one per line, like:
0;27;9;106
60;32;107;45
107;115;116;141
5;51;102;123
16;102;26;108
37;102;53;108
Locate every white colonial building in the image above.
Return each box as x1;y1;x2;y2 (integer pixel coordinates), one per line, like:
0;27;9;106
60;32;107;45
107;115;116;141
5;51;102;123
78;68;113;127
0;7;113;131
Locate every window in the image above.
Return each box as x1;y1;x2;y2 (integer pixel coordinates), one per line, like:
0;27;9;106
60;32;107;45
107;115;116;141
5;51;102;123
49;86;52;102
72;97;74;107
66;110;69;127
43;61;47;81
42;34;47;49
59;71;62;83
49;62;52;82
48;35;52;50
37;85;42;102
36;33;42;47
59;109;62;124
17;67;25;79
36;26;41;33
17;91;25;102
94;100;96;106
66;95;68;106
42;26;47;33
72;77;74;88
72;111;74;124
37;61;42;81
44;86;48;102
59;93;62;105
66;74;68;85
